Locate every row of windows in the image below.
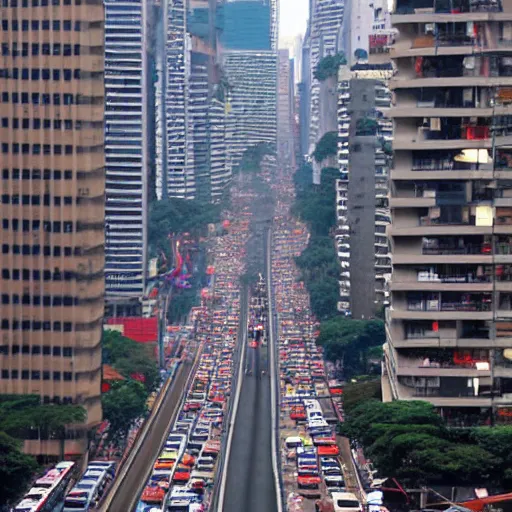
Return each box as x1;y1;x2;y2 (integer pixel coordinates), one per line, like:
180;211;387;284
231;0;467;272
1;269;76;280
1;195;76;209
2;269;77;280
0;345;73;356
2;0;94;7
1;319;73;331
1;92;77;105
3;217;74;232
1;20;80;34
2;169;73;179
0;39;81;58
0;68;81;81
0;369;74;381
2;118;77;130
1;294;79;305
1;144;75;155
2;244;80;256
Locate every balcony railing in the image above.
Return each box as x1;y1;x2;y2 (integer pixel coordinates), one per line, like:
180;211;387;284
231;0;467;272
422;243;487;255
408;300;492;311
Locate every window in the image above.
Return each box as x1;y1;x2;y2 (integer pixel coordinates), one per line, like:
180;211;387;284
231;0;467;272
21;370;29;380
52;347;61;356
43;371;50;380
52;20;60;30
63;347;72;357
32;345;41;354
63;372;72;381
32;371;40;380
53;372;61;381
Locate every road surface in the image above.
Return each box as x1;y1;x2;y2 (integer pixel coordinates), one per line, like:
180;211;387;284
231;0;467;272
222;228;278;512
104;360;193;512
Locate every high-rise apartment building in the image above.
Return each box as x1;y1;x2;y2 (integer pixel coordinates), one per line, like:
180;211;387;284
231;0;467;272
104;0;148;298
165;0;189;198
223;51;277;166
307;0;344;153
277;49;294;168
0;0;105;456
383;0;512;425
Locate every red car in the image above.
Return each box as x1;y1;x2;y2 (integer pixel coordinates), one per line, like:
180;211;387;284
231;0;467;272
317;444;340;456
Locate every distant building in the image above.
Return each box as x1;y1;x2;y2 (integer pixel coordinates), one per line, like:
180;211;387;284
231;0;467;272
104;0;149;298
220;0;271;51
223;51;278;166
277;50;295;169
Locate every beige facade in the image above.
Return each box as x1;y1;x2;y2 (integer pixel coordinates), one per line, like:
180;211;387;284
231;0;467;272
384;0;512;425
0;0;104;457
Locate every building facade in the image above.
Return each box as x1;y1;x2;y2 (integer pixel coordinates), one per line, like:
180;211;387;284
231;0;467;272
307;0;344;154
277;49;294;169
383;0;512;425
104;0;148;298
0;0;105;456
223;51;277;167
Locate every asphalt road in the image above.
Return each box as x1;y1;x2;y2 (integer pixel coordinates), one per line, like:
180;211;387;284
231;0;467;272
104;360;193;512
223;227;278;512
222;344;277;512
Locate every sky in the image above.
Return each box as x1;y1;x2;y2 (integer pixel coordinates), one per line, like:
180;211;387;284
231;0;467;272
278;0;308;48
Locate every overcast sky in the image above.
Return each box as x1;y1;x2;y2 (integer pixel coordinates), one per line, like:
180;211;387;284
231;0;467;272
279;0;308;47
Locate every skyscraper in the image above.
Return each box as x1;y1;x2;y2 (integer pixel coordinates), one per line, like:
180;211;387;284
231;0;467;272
277;49;294;168
0;0;105;456
307;0;344;153
383;0;512;425
221;0;277;166
104;0;149;298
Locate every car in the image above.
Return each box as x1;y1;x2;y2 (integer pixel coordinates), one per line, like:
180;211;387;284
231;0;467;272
317;444;340;456
330;491;362;512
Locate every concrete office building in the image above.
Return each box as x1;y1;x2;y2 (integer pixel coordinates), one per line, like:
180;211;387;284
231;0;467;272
104;0;148;298
336;71;392;318
0;0;105;456
382;0;512;425
334;0;394;318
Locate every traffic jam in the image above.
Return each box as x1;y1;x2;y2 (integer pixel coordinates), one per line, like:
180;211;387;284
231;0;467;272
272;174;363;512
137;193;251;512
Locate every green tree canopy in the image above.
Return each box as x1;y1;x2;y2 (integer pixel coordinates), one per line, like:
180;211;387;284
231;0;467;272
313;132;338;163
0;432;39;505
148;198;220;259
102;380;148;444
314;52;347;81
103;330;159;393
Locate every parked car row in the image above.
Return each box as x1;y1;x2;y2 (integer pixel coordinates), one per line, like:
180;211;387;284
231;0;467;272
271;174;363;512
62;461;116;512
136;200;251;512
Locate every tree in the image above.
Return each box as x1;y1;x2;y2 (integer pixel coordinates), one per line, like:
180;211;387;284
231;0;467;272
103;330;159;392
354;48;369;61
102;380;148;444
356;117;379;136
314;52;347;81
342;380;382;413
0;432;38;505
313;132;338;163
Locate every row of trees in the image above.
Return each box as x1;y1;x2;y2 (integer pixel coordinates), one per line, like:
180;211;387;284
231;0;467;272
0;394;87;504
341;399;512;490
102;330;160;444
293;162;385;377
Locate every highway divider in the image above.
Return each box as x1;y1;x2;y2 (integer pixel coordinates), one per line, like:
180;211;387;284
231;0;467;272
266;227;285;512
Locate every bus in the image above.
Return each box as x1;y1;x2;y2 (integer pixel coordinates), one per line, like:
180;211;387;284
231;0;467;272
15;461;76;512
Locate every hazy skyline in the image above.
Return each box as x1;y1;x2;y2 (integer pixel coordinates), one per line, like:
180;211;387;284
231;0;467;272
279;0;308;47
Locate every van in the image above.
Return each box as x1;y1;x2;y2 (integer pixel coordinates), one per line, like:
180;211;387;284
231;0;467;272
63;489;95;511
331;491;362;512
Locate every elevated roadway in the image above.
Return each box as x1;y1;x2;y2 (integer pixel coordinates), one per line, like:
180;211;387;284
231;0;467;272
220;227;281;512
